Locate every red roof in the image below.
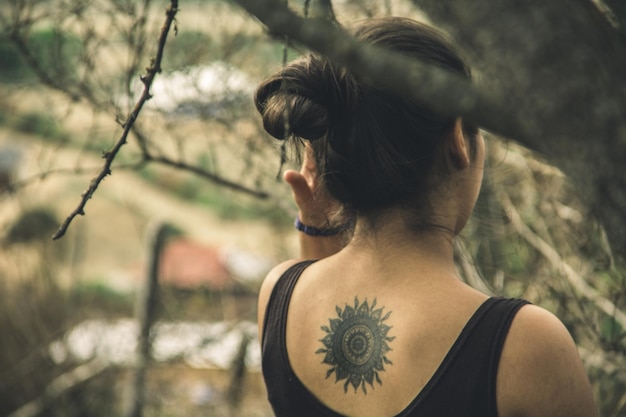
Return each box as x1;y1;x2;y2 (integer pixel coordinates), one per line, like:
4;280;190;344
158;239;231;289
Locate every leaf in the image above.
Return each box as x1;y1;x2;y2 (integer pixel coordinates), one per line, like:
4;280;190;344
330;318;341;332
321;325;330;333
342;305;355;320
374;371;382;385
350;373;361;391
357;299;369;317
336;366;348;381
323;350;335;364
321;334;334;348
325;367;335;379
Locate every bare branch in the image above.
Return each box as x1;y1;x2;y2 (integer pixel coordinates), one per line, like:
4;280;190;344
129;123;270;199
52;0;179;240
497;189;626;329
145;155;270;199
1;162;146;195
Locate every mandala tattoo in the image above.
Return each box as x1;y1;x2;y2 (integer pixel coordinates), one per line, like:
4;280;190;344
316;297;395;394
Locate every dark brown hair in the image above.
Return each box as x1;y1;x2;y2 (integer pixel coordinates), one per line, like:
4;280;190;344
255;17;477;217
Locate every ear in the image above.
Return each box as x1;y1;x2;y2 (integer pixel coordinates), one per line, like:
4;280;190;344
446;119;470;170
303;142;316;171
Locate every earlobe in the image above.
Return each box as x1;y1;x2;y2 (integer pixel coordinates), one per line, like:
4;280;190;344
447;119;470;170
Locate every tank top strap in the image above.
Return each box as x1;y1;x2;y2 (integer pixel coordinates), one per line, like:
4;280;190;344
484;297;530;406
400;297;530;417
261;260;317;350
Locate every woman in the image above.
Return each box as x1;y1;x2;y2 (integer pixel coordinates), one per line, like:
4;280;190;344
254;17;597;417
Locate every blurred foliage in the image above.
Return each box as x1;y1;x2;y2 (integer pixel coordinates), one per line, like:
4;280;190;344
0;28;81;83
28;28;82;81
0;228;118;417
138;165;292;223
0;36;27;82
13;112;62;138
5;207;59;244
163;30;216;69
70;281;134;318
460;137;626;416
0;0;624;416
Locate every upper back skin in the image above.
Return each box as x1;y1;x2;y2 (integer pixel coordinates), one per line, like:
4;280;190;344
258;252;598;417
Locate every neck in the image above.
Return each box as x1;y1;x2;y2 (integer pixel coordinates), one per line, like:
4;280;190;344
340;209;460;283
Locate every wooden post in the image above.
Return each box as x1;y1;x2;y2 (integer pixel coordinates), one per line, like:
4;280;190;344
226;332;250;416
124;222;169;417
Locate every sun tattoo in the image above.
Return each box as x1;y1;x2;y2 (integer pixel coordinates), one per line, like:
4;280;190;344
316;297;395;394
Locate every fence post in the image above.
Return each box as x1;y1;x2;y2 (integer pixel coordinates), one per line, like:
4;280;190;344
226;332;249;416
124;222;169;417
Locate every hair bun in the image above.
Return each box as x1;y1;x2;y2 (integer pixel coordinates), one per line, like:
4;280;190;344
255;57;352;141
256;81;329;141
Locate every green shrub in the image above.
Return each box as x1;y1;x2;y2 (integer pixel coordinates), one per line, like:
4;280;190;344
0;37;29;82
13;111;66;141
29;28;81;81
0;28;81;83
4;207;59;244
70;281;133;317
163;30;216;69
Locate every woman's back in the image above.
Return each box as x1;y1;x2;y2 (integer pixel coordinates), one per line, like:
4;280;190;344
260;253;519;416
259;252;596;417
283;245;488;413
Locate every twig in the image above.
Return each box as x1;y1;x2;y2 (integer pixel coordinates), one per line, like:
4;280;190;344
146;155;270;199
52;0;179;240
130;125;270;198
1;162;146;195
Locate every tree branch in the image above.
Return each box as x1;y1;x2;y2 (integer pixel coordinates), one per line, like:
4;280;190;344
1;162;146;195
144;155;270;199
235;0;626;261
52;0;179;240
233;0;529;141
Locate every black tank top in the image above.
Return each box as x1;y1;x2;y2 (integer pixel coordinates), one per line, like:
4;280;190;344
261;260;529;417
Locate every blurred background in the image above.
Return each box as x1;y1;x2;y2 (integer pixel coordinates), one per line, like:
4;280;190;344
0;0;624;416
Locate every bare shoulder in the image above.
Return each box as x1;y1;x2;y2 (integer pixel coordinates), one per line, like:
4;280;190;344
497;304;598;417
257;259;302;342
